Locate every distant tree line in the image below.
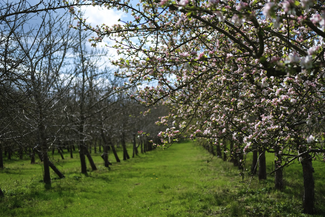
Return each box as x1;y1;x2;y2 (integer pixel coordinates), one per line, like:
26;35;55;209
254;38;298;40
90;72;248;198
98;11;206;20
0;0;167;191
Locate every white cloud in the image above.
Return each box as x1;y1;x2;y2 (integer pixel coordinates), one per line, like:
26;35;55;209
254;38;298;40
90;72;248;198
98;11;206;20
81;5;126;28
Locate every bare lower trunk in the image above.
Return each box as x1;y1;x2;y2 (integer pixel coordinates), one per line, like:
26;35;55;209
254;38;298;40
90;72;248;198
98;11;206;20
58;148;64;160
140;136;144;154
121;133;130;160
30;149;35;164
0;188;4;197
101;145;111;167
223;144;227;161
216;144;222;158
79;144;87;174
70;144;73;158
100;133;111;167
251;150;257;175
209;142;215;156
0;143;3;169
111;143;120;162
48;160;65;178
238;152;243;170
259;149;267;180
275;152;283;190
42;151;51;185
85;148;97;171
301;154;314;214
19;146;23;160
132;134;137;158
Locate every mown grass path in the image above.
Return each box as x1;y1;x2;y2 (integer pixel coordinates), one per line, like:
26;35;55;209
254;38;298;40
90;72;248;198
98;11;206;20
0;141;235;217
1;141;324;216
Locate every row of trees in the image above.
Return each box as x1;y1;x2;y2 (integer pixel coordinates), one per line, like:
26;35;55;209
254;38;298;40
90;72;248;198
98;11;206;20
0;0;167;192
82;0;325;214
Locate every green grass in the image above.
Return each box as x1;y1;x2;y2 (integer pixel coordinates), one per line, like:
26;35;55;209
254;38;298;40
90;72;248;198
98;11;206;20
0;142;325;216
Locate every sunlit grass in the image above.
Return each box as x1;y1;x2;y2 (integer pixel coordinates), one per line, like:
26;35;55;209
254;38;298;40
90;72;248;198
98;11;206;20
0;142;325;216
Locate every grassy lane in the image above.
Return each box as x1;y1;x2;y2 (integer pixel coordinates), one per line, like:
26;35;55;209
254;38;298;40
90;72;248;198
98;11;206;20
1;141;325;216
0;142;233;217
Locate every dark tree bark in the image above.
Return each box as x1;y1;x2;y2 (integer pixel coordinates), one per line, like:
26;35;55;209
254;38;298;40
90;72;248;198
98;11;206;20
223;143;227;161
238;152;244;170
42;151;51;185
94;139;97;153
301;154;315;214
229;140;235;163
79;143;87;174
100;132;110;167
69;143;73;158
48;160;65;178
216;143;222;158
140;136;144;154
6;147;11;160
85;147;97;171
101;145;112;167
132;133;138;158
121;133;130;160
0;188;4;197
259;149;267;180
58;147;64;160
30;150;35;164
19;146;23;160
251;150;257;175
274;151;283;190
0;143;3;169
111;143;120;162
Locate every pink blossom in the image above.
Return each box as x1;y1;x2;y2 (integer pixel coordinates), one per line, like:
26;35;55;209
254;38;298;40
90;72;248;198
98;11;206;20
307;135;315;143
160;0;168;5
310;14;321;24
262;2;275;19
179;0;189;6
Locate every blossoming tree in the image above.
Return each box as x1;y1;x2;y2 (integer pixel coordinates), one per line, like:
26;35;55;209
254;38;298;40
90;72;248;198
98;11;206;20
74;0;325;213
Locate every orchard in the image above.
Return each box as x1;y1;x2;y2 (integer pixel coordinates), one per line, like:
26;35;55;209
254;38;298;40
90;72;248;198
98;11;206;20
74;0;325;214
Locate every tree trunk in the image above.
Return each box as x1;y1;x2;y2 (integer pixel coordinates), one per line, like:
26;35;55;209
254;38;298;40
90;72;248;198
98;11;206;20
223;143;227;161
238;152;243;170
140;136;144;154
70;143;73;158
132;134;137;158
58;148;64;160
7;147;11;160
99;139;102;152
85;148;97;171
274;152;283;190
121;133;130;160
229;140;235;163
79;143;87;174
301;154;314;214
216;143;222;158
88;142;91;154
259;149;267;180
42;151;51;185
0;143;3;169
110;143;120;162
101;145;111;167
19;146;23;160
30;148;35;164
48;160;65;178
251;150;257;175
0;188;4;197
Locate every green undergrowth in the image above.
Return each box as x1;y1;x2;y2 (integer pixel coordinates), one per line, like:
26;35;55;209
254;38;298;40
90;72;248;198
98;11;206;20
1;142;325;216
